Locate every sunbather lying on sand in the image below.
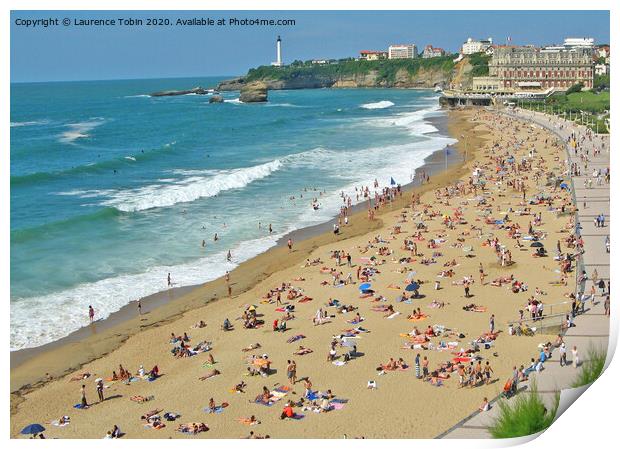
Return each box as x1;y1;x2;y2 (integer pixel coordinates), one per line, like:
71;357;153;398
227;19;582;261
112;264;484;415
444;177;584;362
242;343;261;352
462;304;487;312
70;372;91;382
232;381;247;393
130;395;154;403
237;415;260;426
176;422;209;434
293;346;313;355
199;369;221;381
141;409;162;420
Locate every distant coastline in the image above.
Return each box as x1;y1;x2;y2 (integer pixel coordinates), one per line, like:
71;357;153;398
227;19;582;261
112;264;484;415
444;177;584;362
214;56;485;91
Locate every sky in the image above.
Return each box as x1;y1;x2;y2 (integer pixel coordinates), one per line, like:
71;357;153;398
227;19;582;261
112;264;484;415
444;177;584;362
10;10;610;82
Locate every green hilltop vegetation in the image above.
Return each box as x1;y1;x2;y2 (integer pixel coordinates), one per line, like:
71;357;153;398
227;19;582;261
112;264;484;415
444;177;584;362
245;55;458;84
468;53;491;77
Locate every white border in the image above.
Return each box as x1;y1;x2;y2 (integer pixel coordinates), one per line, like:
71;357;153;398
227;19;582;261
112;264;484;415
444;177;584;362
2;2;617;448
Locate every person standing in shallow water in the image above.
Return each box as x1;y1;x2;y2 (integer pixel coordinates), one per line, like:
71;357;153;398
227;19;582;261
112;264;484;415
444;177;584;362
88;305;95;323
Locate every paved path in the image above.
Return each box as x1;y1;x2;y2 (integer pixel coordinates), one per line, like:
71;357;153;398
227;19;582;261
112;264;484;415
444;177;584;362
439;109;610;439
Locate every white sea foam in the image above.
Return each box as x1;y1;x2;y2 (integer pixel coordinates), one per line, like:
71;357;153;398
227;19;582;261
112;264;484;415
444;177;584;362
123;94;150;98
83;159;284;212
365;103;442;136
56;188;118;198
10;233;283;350
58;118;105;143
224;98;242;104
10;120;50;127
264;103;300;108
360;100;395;109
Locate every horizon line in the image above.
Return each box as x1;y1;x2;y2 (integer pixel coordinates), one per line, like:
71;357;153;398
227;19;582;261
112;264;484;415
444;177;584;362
10;74;240;85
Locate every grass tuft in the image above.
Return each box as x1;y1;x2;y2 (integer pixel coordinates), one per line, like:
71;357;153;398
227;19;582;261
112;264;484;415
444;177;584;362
489;384;559;439
572;346;607;388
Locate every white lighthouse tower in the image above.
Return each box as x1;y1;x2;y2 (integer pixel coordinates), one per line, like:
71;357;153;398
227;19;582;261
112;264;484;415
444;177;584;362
271;35;283;67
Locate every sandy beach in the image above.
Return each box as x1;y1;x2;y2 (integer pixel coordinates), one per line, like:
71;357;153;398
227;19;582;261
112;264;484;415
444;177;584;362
11;107;578;439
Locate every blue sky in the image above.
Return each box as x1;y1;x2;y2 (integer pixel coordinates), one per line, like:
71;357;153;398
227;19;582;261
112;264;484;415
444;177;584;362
11;10;610;82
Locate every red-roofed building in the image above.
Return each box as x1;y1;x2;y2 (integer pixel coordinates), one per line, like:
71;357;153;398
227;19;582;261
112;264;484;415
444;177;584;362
422;45;446;58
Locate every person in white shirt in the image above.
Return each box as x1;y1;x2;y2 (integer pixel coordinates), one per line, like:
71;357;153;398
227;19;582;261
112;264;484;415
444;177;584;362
559;343;567;367
572;346;580;368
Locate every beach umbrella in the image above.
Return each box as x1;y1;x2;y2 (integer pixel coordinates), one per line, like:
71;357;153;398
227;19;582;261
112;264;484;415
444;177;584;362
94;378;103;383
359;283;371;291
405;282;420;292
406;271;417;280
560;183;569;189
21;424;45;435
342;339;357;348
530;242;544;248
463;246;473;253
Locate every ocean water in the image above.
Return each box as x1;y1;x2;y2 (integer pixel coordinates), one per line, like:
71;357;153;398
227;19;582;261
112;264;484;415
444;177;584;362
10;77;455;350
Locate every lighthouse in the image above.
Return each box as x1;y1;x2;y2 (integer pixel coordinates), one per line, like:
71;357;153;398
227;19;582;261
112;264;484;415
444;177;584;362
272;35;283;67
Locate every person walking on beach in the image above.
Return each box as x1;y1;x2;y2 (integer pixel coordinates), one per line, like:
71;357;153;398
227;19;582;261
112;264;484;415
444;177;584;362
286;360;297;385
483;361;494;385
415;353;421;379
464;282;471;299
80;384;88;408
167;273;172;287
489;314;495;333
96;378;105;402
287;238;293;252
88;305;95;323
137;299;142;316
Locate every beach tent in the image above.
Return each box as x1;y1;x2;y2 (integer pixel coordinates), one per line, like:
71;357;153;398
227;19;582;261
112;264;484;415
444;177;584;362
359;283;371;291
390;177;396;186
21;424;45;435
530;242;544;248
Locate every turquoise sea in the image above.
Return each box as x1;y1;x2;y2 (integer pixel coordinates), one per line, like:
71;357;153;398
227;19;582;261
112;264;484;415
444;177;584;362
10;77;455;350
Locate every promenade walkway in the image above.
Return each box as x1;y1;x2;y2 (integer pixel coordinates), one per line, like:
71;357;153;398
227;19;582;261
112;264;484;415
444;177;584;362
439;109;610;439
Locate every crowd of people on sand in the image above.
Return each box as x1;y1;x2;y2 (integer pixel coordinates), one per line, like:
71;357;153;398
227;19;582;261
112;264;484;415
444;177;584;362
29;108;610;439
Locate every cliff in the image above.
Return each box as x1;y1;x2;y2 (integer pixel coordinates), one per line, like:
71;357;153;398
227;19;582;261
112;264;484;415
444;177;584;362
217;56;472;91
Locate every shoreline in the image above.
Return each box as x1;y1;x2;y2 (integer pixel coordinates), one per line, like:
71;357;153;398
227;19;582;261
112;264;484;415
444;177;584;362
10;107;475;395
10;110;463;378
